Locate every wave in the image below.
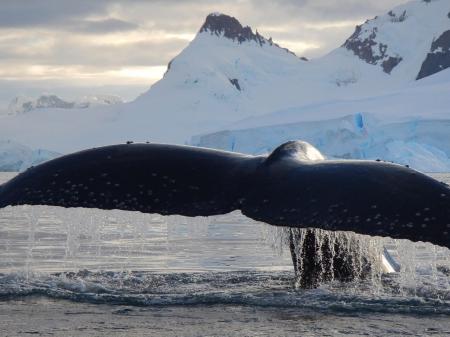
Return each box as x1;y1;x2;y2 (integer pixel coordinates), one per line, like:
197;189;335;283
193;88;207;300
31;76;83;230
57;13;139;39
0;270;449;315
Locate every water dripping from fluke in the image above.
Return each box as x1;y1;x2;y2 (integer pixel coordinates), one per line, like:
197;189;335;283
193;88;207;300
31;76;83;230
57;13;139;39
286;228;383;289
1;205;450;306
262;225;450;301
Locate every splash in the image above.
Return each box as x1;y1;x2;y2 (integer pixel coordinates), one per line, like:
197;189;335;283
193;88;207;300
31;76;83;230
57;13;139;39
288;228;384;288
261;224;450;296
259;224;385;288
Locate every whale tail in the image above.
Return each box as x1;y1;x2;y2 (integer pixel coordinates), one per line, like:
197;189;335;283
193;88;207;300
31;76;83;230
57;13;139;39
0;142;449;249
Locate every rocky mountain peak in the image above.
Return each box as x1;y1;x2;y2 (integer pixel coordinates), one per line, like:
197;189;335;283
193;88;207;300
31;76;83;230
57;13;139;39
199;13;266;45
342;21;403;74
342;0;450;78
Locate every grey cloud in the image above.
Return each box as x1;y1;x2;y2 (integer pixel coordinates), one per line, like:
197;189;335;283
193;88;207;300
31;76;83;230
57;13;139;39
75;18;139;34
0;0;406;30
0;0;139;34
259;0;394;20
0;35;187;68
50;39;186;67
0;0;108;27
0;0;407;70
0;0;405;36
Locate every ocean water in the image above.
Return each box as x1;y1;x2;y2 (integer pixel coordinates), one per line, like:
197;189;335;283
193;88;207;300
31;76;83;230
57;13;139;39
0;172;450;336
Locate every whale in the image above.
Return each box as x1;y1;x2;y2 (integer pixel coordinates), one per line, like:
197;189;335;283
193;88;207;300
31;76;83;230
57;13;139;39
0;141;449;250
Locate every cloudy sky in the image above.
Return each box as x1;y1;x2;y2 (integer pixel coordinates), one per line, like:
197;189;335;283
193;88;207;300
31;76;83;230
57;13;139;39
0;0;407;105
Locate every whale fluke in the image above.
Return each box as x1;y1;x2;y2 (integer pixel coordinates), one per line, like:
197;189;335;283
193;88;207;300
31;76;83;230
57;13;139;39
0;144;253;217
0;141;449;249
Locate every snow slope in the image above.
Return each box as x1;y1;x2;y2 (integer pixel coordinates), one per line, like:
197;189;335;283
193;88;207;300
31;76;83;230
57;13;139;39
226;67;450;130
0;0;448;169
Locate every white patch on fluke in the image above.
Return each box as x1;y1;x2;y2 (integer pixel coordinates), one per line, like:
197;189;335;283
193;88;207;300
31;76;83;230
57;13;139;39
296;142;325;161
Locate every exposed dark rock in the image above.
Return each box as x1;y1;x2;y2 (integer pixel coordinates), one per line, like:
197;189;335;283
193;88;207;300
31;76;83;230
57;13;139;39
417;30;450;79
200;13;266;46
382;56;403;74
344;26;376;63
430;30;450;52
21;101;33;113
335;74;358;87
199;13;301;59
300;56;309;61
343;21;402;74
164;59;173;76
36;95;75;110
229;78;241;91
388;10;407;23
267;36;298;56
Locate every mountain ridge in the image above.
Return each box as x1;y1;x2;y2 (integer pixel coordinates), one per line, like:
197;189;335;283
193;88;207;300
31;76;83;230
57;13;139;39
7;94;123;115
341;0;450;79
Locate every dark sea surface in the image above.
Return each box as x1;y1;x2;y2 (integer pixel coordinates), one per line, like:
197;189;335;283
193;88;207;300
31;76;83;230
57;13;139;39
0;172;449;336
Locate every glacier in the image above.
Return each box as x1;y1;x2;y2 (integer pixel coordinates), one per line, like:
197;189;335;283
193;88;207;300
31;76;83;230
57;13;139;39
0;140;60;172
193;113;450;172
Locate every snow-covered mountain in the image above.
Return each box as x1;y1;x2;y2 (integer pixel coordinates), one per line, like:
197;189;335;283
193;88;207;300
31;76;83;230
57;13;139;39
342;0;450;80
0;0;449;170
129;12;308;138
7;94;123;115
